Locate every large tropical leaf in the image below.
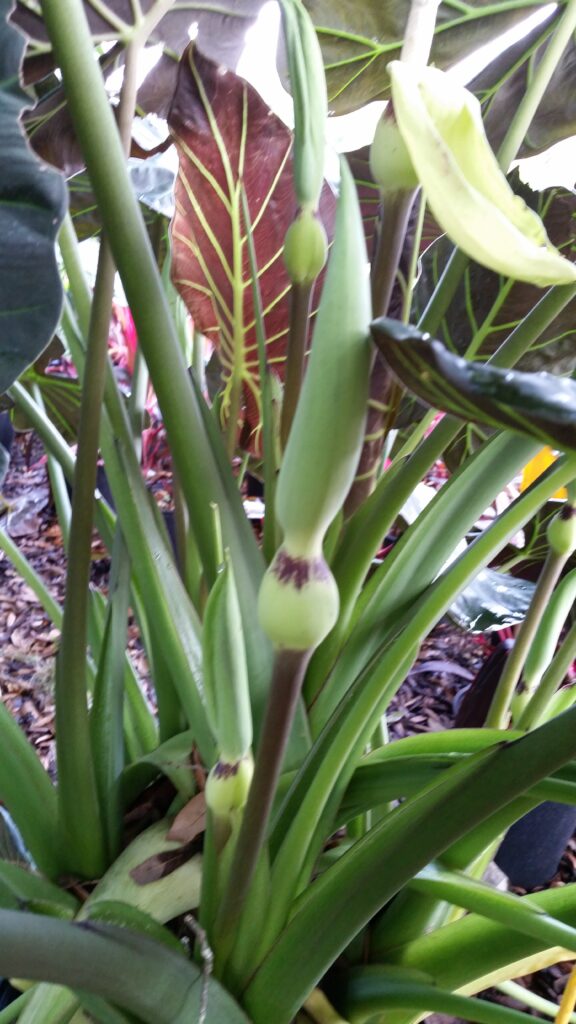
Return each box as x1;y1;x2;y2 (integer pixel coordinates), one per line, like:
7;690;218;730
168;44;335;449
413;180;576;376
0;0;66;393
371;318;576;453
298;0;558;114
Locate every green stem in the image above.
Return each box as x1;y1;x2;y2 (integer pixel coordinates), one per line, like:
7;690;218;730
517;618;576;730
370;191;417;318
58;212;92;337
400;0;442;64
215;649;311;967
280;281;314;450
55;242;116;877
497;980;576;1022
497;0;576;170
55;39;141;878
485;550;570;729
490;283;576;368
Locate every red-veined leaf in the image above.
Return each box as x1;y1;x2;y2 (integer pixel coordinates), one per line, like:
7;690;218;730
168;45;336;451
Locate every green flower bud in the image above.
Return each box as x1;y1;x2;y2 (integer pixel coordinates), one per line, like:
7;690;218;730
547;504;576;557
258;543;339;651
205;753;254;820
284;209;328;285
370;114;418;194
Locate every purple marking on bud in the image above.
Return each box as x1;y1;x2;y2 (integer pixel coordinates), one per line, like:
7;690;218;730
273;548;331;589
214;760;239;779
560;503;576;521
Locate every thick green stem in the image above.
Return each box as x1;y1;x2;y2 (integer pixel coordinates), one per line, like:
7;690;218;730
58;213;92;337
370;191;417;318
55;242;116;876
215;649;310;966
280;281;314;450
485;550;570;729
518;618;576;730
55;39;141;877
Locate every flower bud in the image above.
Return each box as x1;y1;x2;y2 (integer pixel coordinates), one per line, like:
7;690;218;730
258;544;339;651
284;209;328;285
547;504;576;557
370;114;418;194
205;753;254;820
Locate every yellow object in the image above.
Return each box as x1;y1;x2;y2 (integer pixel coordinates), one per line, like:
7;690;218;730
520;448;567;500
389;62;576;286
555;961;576;1024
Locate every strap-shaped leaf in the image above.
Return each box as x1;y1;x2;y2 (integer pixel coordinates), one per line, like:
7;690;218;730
371;317;576;453
1;0;66;393
168;45;335;449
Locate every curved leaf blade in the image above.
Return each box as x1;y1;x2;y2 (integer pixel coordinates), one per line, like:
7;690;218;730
0;912;249;1024
1;0;66;392
371;318;576;453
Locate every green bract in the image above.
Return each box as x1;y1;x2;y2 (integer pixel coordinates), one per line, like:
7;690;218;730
203;553;252;762
275;159;371;550
389;61;576;287
279;0;328;211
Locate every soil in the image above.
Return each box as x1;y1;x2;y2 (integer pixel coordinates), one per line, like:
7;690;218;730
0;433;574;1019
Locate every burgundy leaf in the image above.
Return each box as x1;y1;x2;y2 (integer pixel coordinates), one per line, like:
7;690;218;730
168;45;335;450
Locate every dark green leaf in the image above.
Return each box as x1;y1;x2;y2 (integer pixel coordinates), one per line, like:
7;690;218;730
301;0;550;114
371;318;576;453
0;0;66;393
449;568;536;633
0;912;249;1023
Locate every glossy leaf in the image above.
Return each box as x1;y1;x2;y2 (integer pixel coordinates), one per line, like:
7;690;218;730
449;568;536;634
413;180;576;376
0;911;249;1024
300;0;550;114
169;45;335;449
0;0;66;393
371;318;576;453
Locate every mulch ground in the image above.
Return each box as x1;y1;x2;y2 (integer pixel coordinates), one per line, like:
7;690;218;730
0;433;574;1018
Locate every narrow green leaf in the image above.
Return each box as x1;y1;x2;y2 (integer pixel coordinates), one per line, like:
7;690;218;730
245;707;576;1023
341;965;545;1024
0;862;77;917
372;317;576;452
410;863;576;951
0;702;61;879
